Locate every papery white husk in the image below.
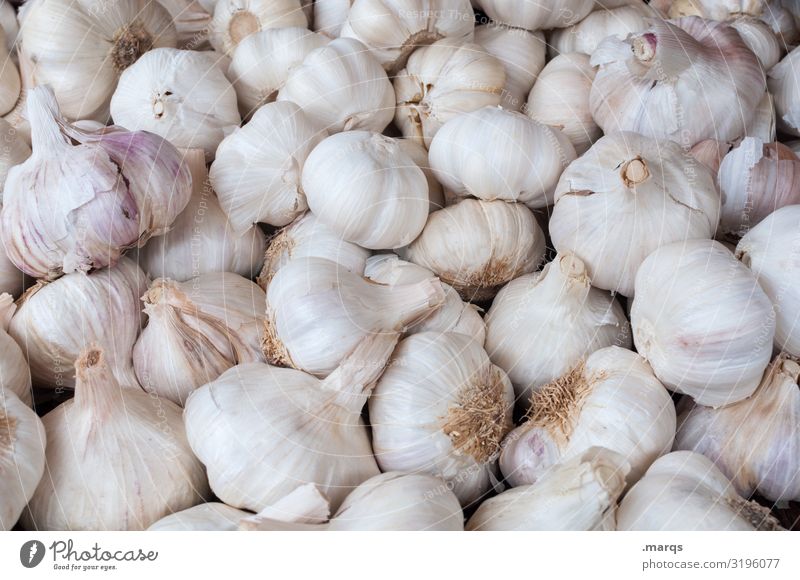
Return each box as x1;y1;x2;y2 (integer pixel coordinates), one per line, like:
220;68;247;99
209;0;308;55
397;138;445;211
0;29;19;117
157;0;213;49
0;0;18;53
313;0;353;38
744;90;777;142
549;3;654;57
0;294;31;406
0;117;30;201
0;220;24;297
730;17;782;70
769;47;800;137
478;0;595;31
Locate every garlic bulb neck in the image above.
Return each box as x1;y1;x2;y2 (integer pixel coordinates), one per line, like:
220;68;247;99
538;253;591;298
620;157;650;186
73;348;121;417
111;22;154;72
26;86;71;151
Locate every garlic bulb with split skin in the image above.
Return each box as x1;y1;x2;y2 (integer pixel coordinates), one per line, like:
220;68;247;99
0;29;19;117
617;451;784;530
549;3;653;57
484;253;631;403
210;0;308;55
264;257;444;376
402;199;546;301
478;0;594;32
0;118;30;201
157;0;214;49
769;47;800;137
0;294;31;406
313;0;353;38
632;239;775;408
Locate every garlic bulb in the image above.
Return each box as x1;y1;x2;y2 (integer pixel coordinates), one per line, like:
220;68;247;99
484;253;631;402
617;451;784;530
550;132;720;297
185;332;399;511
365;254;485;343
474;24;545;112
0;28;19;117
19;0;177;120
370;332;513;505
256;212;369;289
745;90;777;143
590;18;765;147
264;257;444;376
0;117;30;200
0;391;45;531
393;39;506;148
736;205;800;356
340;0;475;73
228;27;329;117
652;0;765;19
397;138;445;211
429;107;576;208
764;0;800;43
467;448;629;531
632;239;775;407
549;3;653;57
526;53;599;156
768;47;800;137
478;0;594;31
313;0;353;38
0;229;24;298
500;347;675;488
0;86;193;280
278;37;395;133
0;294;31;406
730;17;782;70
9;258;148;390
138;149;267;282
111;48;241;161
157;0;213;49
0;0;17;53
302;131;429;249
210;101;325;231
691;138;733;175
402;199;546;301
210;0;308;55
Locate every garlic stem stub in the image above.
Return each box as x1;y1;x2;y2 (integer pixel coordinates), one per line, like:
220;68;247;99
210;0;309;56
0;293;32;406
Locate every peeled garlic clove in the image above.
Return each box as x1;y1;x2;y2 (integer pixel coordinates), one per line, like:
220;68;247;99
0;294;31;406
278;37;395;133
0;29;19;117
617;451;784;531
769;47;800;137
210;101;326;231
396;138;445;212
393;39;506;148
549;3;654;57
736;205;800;357
731;17;782;70
550;132;720;297
467;448;630;531
9;257;148;390
210;0;308;55
22;347;209;531
429;107;576;208
0;118;30;202
632;239;775;408
402;199;546;301
157;0;213;49
485;253;631;402
479;0;594;31
302;131;429;249
313;0;353;38
264;257;444;376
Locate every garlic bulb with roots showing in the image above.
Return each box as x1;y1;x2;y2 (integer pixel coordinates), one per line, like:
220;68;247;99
428;107;577;209
133;273;266;406
210;101;326;231
632;239;775;408
22;347;210;531
184;332;399;511
736;205;800;357
590;17;765;147
370;332;514;506
484;253;631;404
209;0;308;56
313;0;353;38
617;451;784;530
549;132;720;297
0;86;193;280
675;353;800;502
301;131;430;249
402;199;546;301
549;3;654;57
0;294;32;406
467;448;630;531
0;118;30;202
264;257;444;376
769;47;800;137
500;347;675;488
0;391;45;530
478;0;595;32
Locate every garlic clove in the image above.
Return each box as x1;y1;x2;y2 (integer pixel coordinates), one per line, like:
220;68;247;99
210;0;309;56
0;293;32;406
730;17;782;70
478;0;595;31
313;0;353;38
549;3;654;58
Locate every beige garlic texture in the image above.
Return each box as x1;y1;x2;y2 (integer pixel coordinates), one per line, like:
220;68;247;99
209;0;308;55
0;294;31;406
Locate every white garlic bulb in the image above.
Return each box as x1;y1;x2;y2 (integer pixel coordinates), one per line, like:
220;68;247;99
313;0;353;38
111;48;241;161
23;347;210;531
402;199;546;301
0;226;24;298
264;257;444;376
19;0;177;120
617;451;784;530
0;117;30;201
302;131;429;249
485;253;631;403
467;448;629;531
0;294;31;406
652;0;765;20
210;101;326;231
549;3;653;57
632;239;775;408
769;47;800;137
429;107;576;209
157;0;214;49
0;0;18;53
0;391;45;530
210;0;308;55
550;132;720;297
590;18;765;147
9;258;148;390
478;0;594;31
278;37;395;133
736;205;800;357
730;17;782;70
397;138;446;211
393;39;506;148
0;28;19;117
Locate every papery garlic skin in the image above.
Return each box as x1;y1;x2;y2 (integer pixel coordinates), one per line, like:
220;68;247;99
770;47;800;137
736;205;800;356
617;451;784;531
0;294;32;406
210;101;325;231
691;138;733;175
0;29;19;117
0;118;30;201
730;17;781;70
745;90;777;143
479;0;594;31
632;239;775;408
397;138;445;211
0;0;18;53
485;253;631;403
0;225;24;297
402;199;546;301
468;448;630;531
210;0;308;55
158;0;213;49
22;348;209;531
313;0;353;37
549;3;653;57
429;107;576;208
550;132;720;297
